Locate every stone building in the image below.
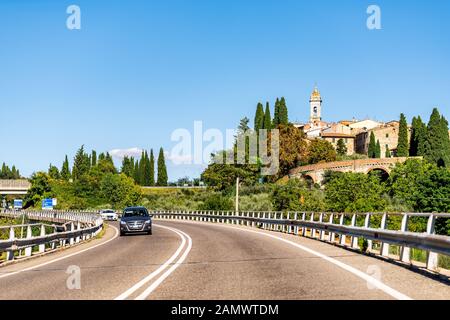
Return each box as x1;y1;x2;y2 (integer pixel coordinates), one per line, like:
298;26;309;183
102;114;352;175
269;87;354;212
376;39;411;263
294;85;404;158
355;121;408;158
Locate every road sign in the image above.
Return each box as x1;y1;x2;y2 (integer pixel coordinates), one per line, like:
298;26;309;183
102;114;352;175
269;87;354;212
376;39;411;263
13;199;23;209
42;198;53;210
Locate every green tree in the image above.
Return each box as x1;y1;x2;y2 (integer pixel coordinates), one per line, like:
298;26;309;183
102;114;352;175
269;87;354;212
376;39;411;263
307;139;337;165
100;173;142;209
72;145;90;181
157;147;168;186
272;98;280;127
201;156;260;191
61;155;71;181
277;124;308;177
91;150;97;167
397;113;409;157
324;172;386;212
375;140;381;158
410;116;427;156
424;108;450;167
24;172;54;208
121;156;134;177
254;102;264;131
278;97;288;125
336;138;347;156
149;149;155;186
368;132;376;158
271;178;325;212
48;164;60;180
263;102;272;130
385;148;391;158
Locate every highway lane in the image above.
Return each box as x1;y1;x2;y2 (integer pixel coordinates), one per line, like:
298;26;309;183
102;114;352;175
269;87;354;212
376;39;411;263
0;223;185;299
0;220;449;300
150;221;450;300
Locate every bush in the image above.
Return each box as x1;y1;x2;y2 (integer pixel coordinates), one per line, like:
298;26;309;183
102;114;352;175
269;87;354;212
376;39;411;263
198;194;234;211
100;174;142;209
271;178;326;212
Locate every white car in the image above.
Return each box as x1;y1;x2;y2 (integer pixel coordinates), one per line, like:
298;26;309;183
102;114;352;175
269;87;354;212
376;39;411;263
100;209;118;221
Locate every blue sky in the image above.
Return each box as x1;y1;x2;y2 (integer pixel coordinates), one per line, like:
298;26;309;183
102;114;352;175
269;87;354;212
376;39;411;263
0;0;449;180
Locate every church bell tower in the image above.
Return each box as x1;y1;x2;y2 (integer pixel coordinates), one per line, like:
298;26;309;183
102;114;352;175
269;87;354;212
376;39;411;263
309;86;322;123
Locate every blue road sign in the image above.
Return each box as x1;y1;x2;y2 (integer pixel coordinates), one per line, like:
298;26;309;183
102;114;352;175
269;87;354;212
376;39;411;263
42;198;53;210
13;199;23;209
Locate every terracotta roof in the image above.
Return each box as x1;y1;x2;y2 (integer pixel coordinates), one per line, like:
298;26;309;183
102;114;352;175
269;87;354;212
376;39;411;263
321;132;355;138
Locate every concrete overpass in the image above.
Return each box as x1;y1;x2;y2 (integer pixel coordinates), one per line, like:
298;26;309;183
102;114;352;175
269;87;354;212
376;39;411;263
0;179;31;195
289;157;422;184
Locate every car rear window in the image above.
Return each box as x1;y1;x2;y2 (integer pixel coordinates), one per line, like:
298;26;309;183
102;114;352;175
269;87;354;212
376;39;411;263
123;208;148;217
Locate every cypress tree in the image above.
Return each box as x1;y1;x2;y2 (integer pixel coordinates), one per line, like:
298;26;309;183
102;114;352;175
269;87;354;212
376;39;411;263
61;155;71;181
133;159;140;184
385;148;391;158
336;139;347;156
424;108;450;167
143;150;151;186
375;140;381;158
279;97;288;125
91;150;97;167
263;102;272;130
72;145;90;180
397;113;409;157
254;103;264;131
368;132;376;158
273;98;280;127
157;147;168;186
149;149;155;186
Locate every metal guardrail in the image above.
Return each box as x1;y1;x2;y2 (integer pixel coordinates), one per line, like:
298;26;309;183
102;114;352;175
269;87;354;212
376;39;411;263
0;210;103;262
151;211;450;273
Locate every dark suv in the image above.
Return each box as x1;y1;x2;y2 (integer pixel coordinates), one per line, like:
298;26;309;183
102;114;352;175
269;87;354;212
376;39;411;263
119;206;152;236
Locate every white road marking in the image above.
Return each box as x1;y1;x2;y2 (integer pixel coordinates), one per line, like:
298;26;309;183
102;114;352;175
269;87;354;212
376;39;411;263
135;228;192;300
0;225;119;280
158;220;413;300
114;224;192;300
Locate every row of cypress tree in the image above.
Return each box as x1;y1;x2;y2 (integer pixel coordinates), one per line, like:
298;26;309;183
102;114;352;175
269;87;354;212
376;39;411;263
48;145;169;186
50;146;115;181
121;147;168;186
0;163;21;179
397;108;450;167
254;97;289;131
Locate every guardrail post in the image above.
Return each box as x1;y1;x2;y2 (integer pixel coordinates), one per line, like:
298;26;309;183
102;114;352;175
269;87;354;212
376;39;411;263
76;221;81;243
329;214;334;242
69;222;75;245
39;224;46;253
400;214;411;263
301;213;306;236
351;214;359;249
319;213;325;240
364;214;372;252
426;215;438;272
24;225;32;257
339;214;346;246
6;227;15;261
294;213;299;235
380;213;390;257
310;213;316;238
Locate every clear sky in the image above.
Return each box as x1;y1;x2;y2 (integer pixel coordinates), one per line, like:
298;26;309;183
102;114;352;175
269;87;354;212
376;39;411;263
1;0;449;180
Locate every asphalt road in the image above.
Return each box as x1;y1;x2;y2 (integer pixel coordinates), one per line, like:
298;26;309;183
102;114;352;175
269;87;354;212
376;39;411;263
0;220;449;300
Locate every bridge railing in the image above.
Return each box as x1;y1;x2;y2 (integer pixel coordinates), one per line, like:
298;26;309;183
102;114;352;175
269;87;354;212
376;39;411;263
151;210;450;274
0;210;103;262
